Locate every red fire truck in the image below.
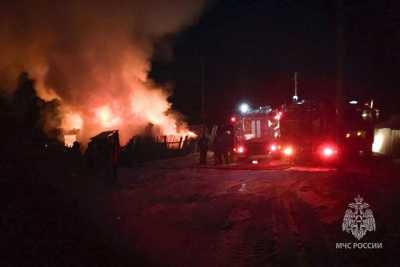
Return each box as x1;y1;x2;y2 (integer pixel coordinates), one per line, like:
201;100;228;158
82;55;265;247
275;100;339;164
231;99;379;165
270;99;379;165
230;105;279;160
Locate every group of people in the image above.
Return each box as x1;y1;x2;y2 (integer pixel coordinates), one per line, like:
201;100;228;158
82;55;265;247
198;126;235;165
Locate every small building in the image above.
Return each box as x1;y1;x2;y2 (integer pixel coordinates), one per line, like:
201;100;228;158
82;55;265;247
373;115;400;158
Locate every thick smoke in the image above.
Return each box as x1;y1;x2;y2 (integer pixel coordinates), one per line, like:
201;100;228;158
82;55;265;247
0;0;207;144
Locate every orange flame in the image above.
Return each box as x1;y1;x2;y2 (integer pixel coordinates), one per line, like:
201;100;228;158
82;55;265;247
62;112;83;131
64;134;77;147
95;106;121;128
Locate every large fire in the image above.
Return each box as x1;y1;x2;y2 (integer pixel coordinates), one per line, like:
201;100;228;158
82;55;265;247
95;106;121;128
58;77;196;147
60;102;195;147
0;0;206;147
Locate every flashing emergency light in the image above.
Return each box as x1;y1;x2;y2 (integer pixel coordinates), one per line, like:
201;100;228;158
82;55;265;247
239;103;250;114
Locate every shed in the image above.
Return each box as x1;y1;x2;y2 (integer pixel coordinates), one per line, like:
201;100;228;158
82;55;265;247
373;115;400;157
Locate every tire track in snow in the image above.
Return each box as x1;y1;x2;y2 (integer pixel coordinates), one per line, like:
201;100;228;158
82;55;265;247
216;193;280;267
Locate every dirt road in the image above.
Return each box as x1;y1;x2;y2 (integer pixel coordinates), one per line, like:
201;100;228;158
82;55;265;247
6;154;400;266
100;156;400;266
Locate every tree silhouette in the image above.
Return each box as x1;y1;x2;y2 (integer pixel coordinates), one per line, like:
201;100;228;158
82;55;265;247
13;72;41;130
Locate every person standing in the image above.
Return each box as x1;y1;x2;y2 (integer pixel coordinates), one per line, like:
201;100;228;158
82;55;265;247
213;131;223;165
198;134;209;165
223;130;234;164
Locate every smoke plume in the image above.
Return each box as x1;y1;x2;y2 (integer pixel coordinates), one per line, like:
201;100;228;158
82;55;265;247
0;0;207;144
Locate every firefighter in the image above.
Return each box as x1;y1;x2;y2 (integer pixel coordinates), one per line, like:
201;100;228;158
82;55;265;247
222;130;234;164
213;130;224;165
198;133;209;165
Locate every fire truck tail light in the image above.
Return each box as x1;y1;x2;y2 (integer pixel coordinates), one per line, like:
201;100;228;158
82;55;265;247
322;147;334;156
320;144;338;158
236;145;245;154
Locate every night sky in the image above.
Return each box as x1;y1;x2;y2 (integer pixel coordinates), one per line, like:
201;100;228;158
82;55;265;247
151;0;400;124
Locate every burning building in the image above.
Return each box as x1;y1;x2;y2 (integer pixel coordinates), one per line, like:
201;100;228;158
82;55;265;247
0;0;207;145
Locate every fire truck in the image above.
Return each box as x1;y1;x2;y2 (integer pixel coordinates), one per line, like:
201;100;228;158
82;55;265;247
230;105;279;160
231;99;379;165
274;99;339;164
270;99;379;164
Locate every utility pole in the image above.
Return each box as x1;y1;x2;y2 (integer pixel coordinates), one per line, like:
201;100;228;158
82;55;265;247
201;55;206;126
293;72;299;102
336;0;344;118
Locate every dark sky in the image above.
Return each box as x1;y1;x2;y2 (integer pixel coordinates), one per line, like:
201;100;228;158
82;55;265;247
151;0;400;124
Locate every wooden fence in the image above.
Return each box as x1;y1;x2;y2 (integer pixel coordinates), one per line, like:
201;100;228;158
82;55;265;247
120;135;197;166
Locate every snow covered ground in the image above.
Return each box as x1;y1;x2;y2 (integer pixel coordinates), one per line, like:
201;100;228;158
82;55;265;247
96;153;400;266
